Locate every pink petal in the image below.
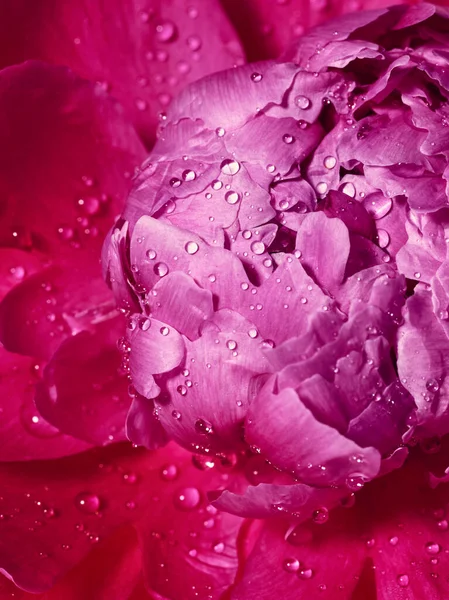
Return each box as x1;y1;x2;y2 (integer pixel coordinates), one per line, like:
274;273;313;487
245;378;381;487
35;316;131;446
295;212;350;293
0;1;244;147
0;442;243;597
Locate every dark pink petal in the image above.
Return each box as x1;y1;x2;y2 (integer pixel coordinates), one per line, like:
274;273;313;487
0;348;91;462
245;378;381;487
233;440;449;600
0;442;243;598
0;0;244;147
323;190;375;239
35;316;131;446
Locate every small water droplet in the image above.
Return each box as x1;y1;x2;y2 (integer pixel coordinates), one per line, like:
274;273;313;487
187;35;202;51
226;340;238;350
251;72;263;82
225;191;241;205
185;241;199;255
174;487;201;510
182;169;196;182
283;134;295;144
324;156;337;169
161;464;179;481
172;409;182;420
221;159;240;176
414;272;421;280
397;574;409;587
283;557;300;573
75;493;101;514
215;127;225;137
312;507;329;524
340;182;356;198
195;418;214;435
316;182;328;195
299;568;314;580
155;20;177;43
389;536;399;546
250;241;266;255
346;474;366;491
146;249;157;260
426;379;440;393
160;326;170;336
425;542;441;555
295;95;311;110
154;262;169;277
213;541;225;553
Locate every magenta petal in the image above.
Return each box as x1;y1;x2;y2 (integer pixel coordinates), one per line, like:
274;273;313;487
0;1;244;147
245;378;381;487
35;316;131;446
0;348;91;462
296;212;350;293
150;272;214;341
126;397;169;451
128;318;185;399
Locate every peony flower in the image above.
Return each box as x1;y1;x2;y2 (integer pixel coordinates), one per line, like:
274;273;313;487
0;2;449;600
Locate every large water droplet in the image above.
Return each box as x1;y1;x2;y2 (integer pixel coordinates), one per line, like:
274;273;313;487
324;155;337;169
426;379;440;393
250;241;266;255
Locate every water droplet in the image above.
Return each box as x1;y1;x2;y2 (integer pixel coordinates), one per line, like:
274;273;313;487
438;519;448;530
346;474;366;491
216;127;225;137
248;328;258;338
174;487;201;510
389;536;399;546
425;542;441;555
160;326;170;336
297;119;309;130
213;541;225;553
20;405;60;438
397;574;409;587
212;180;223;190
161;464;179;481
299;568;314;580
283;134;295;144
182;169;196;182
414;272;421;280
177;385;187;396
185;241;199;255
220;159;240;176
170;177;182;188
340;182;356;198
295;95;311;110
316;182;328;195
324;156;337;169
75;493;101;514
376;229;390;249
283;557;300;573
195;418;214;435
225;191;241;205
250;241;266;255
135;98;148;111
187;35;202;51
251;72;263;82
155;20;177;42
154;262;169;277
146;249;157;260
312;507;329;524
426;379;440;393
139;318;151;331
172;409;182;420
226;340;238;350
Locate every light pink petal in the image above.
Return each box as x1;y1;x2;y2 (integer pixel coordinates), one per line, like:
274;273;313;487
35;316;131;446
245;378;381;487
0;0;244;147
295;212;350;293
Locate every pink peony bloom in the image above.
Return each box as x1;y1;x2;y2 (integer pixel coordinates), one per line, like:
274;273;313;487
1;2;449;600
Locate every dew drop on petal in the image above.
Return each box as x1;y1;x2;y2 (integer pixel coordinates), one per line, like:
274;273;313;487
160;464;179;481
185;241;199;255
425;542;441;555
195;418;214;434
220;159;241;175
283;558;300;573
75;493;101;514
316;182;328;195
250;241;266;255
397;574;409;587
312;507;329;524
154;262;169;277
298;568;314;580
251;72;263;82
426;379;440;393
324;156;337;169
295;95;311;109
146;249;157;260
174;487;201;510
155;20;177;43
225;191;241;205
